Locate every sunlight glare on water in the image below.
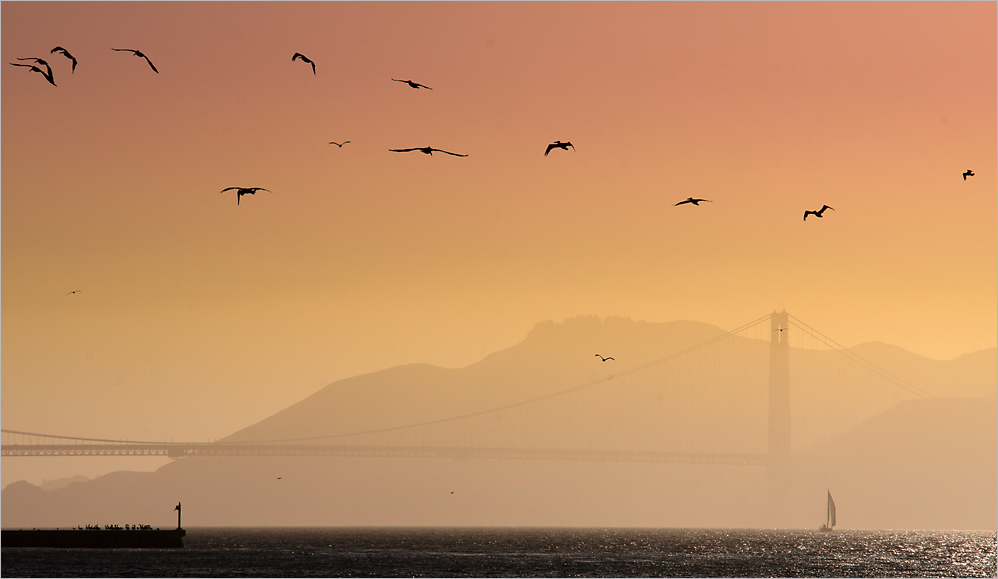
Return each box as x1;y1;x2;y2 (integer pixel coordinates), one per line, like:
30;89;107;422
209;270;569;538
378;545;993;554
2;527;996;577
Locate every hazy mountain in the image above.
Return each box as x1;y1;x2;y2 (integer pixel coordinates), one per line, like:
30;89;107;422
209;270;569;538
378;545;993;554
3;317;995;530
221;317;732;447
39;475;90;492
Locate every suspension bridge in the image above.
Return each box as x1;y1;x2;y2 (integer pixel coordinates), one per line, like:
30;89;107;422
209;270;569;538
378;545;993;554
2;312;929;487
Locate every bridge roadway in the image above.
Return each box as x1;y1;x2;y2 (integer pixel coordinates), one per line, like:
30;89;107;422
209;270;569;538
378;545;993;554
1;443;771;465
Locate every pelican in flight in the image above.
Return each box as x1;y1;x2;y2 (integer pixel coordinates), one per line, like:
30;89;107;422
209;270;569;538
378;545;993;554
51;46;77;72
329;141;351;148
17;57;54;78
221;187;271;205
675;197;712;206
595;354;615;362
9;62;56;86
963;169;975;180
392;78;432;90
544;141;575;156
292;53;315;74
803;205;834;221
112;48;158;73
390;146;467;157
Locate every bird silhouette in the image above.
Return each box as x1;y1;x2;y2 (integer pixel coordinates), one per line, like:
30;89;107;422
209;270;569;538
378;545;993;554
595;354;615;362
221;187;271;205
112;48;158;73
390;146;467;157
17;57;54;79
544;141;575;156
66;290;82;295
803;205;834;221
9;62;56;86
292;53;315;74
51;46;77;72
329;141;351;147
963;169;975;180
392;78;431;90
675;197;712;206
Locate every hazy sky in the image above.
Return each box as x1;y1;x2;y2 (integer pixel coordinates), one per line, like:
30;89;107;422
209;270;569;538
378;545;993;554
2;2;995;485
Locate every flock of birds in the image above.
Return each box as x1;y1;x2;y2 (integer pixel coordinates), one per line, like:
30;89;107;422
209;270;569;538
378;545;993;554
11;45;979;215
20;41;982;376
8;46;77;86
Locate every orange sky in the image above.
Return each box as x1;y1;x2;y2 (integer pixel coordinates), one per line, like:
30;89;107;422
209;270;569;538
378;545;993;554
2;2;995;486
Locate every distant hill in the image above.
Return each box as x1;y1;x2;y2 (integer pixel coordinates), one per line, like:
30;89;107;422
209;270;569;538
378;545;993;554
3;316;995;529
39;475;90;492
221;317;731;446
793;394;996;531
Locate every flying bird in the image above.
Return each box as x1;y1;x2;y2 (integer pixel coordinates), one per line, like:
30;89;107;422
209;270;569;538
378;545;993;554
9;62;56;86
292;53;315;74
51;46;77;72
544;141;575;156
803;205;834;221
329;141;351;147
390;146;467;157
17;57;54;78
595;354;615;362
675;197;712;206
221;187;271;205
392;78;432;90
112;48;158;73
66;290;82;295
963;169;975;180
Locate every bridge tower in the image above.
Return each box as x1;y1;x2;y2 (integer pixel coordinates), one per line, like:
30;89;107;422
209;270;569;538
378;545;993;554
767;310;792;515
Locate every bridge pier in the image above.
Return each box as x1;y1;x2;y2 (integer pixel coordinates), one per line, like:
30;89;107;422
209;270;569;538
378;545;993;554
767;310;792;524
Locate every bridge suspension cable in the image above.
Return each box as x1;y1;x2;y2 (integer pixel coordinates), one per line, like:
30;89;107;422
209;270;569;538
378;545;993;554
0;429;195;446
788;314;932;398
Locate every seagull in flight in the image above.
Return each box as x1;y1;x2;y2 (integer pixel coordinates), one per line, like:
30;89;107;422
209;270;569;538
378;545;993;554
544;141;575;156
329;141;351;148
390;146;467;157
51;46;77;72
595;354;615;362
221;187;271;205
963;169;975;180
9;62;56;86
675;197;712;206
803;205;834;221
392;78;432;90
112;48;158;73
292;53;315;74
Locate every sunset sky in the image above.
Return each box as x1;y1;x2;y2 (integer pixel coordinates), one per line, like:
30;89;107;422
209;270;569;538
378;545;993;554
2;2;995;486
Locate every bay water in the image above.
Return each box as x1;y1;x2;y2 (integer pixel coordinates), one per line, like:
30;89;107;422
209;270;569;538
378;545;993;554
3;527;995;577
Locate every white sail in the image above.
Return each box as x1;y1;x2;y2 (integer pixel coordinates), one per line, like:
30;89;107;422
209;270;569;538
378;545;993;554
827;491;836;527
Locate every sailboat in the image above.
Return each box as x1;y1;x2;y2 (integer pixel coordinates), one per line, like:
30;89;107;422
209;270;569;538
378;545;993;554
819;490;836;532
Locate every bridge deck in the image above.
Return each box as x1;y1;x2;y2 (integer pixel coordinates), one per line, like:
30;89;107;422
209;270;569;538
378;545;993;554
1;443;774;465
